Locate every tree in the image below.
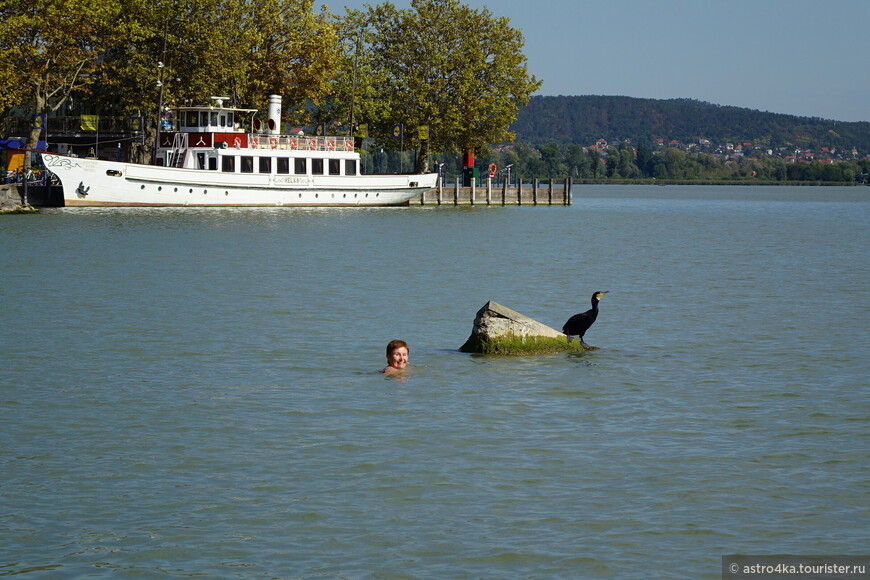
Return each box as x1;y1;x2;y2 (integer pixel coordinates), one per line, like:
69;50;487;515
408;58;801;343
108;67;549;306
564;143;587;177
604;147;620;177
539;142;565;177
662;147;687;178
586;148;601;178
618;146;638;178
99;0;340;162
333;0;541;172
226;0;339;117
0;0;129;176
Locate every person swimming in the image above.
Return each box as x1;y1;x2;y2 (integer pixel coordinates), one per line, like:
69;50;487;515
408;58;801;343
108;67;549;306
382;339;409;374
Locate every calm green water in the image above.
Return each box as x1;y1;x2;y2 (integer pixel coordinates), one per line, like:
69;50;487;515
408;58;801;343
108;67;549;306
1;186;868;579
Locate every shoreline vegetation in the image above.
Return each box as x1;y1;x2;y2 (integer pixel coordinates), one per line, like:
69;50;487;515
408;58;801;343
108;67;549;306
570;178;863;186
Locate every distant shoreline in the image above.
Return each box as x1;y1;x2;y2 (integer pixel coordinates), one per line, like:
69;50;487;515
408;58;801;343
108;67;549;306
569;179;863;187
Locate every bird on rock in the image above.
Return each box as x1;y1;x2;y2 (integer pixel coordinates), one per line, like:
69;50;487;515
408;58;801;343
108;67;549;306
562;291;609;347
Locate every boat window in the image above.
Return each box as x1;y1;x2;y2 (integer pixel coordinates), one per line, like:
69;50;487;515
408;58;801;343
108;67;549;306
312;158;324;175
295;158;307;175
328;159;340;175
199;111;209;127
210;112;218;126
277;158;289;174
241;156;254;173
187;111;198;127
227;113;234;128
197;152;206;169
208;156;218;170
222;156;235;172
259;157;271;174
345;159;357;176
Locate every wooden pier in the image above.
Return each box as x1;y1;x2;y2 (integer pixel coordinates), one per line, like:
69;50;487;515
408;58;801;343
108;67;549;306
409;177;572;206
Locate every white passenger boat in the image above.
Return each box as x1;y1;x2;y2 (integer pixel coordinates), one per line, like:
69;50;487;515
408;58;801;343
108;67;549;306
42;95;436;207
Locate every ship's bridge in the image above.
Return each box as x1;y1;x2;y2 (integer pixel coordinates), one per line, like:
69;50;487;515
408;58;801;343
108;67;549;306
172;98;256;134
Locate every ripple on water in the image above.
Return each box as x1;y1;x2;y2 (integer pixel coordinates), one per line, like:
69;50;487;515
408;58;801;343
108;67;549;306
1;189;867;578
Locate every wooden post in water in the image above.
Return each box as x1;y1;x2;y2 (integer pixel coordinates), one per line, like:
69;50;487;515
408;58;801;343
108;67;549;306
454;177;460;206
438;176;443;205
565;177;571;205
533;179;538;205
548;179;553;205
501;178;507;206
470;178;475;206
486;177;492;205
517;177;522;206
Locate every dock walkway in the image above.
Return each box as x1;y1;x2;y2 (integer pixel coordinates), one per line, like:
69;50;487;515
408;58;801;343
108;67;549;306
410;177;572;206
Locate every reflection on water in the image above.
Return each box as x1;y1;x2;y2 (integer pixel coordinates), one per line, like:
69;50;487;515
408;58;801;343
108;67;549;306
1;186;867;578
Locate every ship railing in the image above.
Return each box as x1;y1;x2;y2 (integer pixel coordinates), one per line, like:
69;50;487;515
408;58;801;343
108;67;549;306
248;135;354;152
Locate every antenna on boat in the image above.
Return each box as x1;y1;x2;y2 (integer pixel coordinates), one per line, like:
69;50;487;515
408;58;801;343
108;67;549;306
211;96;230;108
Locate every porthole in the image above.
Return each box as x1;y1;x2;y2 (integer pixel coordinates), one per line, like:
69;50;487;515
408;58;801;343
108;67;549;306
315;194;319;198
225;191;229;196
189;188;193;193
174;187;178;192
203;190;207;194
140;185;145;189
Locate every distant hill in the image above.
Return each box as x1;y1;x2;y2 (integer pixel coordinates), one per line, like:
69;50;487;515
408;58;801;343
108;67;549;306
511;95;870;153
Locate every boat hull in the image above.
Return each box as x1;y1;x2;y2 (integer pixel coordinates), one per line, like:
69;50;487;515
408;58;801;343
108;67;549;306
42;155;436;207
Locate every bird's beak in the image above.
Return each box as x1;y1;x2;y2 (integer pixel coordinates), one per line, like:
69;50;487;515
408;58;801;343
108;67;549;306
597;291;609;299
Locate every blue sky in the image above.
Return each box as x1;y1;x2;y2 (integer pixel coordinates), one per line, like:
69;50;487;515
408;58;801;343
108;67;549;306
317;0;869;122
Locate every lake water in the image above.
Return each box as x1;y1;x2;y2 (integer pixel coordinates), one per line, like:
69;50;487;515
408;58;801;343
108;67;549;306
1;186;868;579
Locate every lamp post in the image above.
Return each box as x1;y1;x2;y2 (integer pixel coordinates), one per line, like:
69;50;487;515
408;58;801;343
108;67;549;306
152;61;165;166
151;13;168;166
349;29;362;140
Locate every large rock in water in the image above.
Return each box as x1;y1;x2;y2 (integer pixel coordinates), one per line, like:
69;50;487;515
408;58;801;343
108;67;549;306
459;300;591;354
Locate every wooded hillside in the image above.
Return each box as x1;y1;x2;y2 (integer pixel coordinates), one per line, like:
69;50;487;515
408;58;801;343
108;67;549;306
512;95;870;152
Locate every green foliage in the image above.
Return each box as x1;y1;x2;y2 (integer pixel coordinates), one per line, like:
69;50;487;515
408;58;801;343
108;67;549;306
476;142;870;185
0;204;39;214
329;0;541;172
513;95;870;152
1;0;340;156
0;0;130;149
98;0;339;124
459;332;591;355
463;95;870;185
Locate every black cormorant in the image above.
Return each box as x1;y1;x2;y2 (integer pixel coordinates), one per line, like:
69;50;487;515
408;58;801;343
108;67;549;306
562;291;609;346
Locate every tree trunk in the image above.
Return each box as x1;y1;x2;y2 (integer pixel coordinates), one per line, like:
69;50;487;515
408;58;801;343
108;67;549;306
131;126;156;165
21;89;49;206
416;140;430;173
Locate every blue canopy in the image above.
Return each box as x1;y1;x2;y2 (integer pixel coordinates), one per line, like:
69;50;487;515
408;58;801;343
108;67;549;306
0;140;47;151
